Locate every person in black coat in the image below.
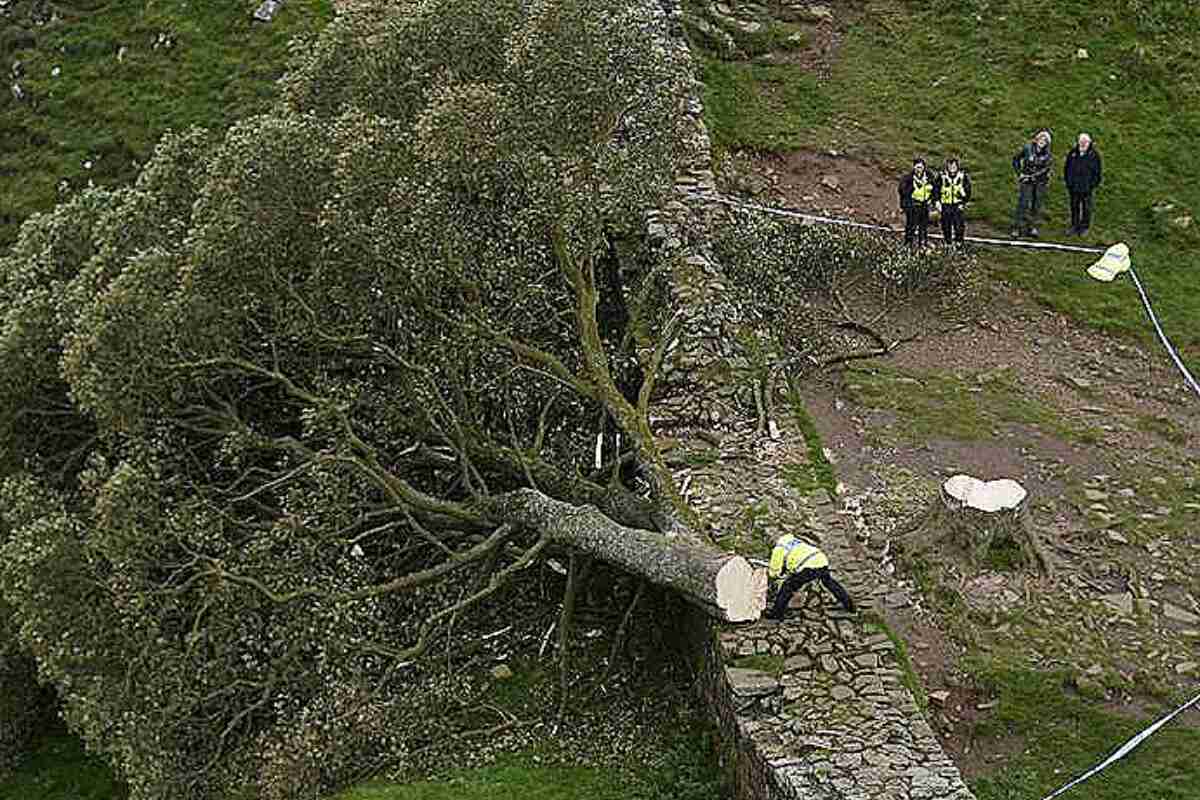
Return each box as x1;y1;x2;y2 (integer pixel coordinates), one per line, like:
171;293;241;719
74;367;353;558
1063;132;1102;235
898;157;935;247
1011;129;1053;238
935;157;972;245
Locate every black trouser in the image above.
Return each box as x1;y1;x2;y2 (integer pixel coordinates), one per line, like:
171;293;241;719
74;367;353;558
1012;181;1047;232
904;204;929;246
1069;190;1093;231
940;204;965;243
769;566;855;617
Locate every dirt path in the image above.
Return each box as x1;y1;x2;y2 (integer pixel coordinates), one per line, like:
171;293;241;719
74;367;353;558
793;279;1200;771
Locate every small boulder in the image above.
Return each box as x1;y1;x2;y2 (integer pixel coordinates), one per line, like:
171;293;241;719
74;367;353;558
726;667;780;697
1163;602;1200;625
808;4;834;22
1075;48;1089;60
1100;592;1133;616
490;664;514;681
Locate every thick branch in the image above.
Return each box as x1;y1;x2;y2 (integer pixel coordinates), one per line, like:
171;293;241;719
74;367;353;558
490;488;765;622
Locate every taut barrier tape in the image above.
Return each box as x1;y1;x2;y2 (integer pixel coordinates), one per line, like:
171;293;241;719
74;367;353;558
1038;690;1200;799
683;190;1200;401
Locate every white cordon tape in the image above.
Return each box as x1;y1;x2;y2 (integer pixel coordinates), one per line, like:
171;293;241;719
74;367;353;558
1038;691;1200;800
685;191;1108;254
1128;267;1200;400
685;191;1200;401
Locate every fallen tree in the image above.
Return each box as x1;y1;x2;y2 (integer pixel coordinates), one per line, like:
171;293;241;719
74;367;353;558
0;2;761;797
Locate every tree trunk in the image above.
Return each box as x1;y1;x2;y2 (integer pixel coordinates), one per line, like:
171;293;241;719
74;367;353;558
938;474;1050;573
492;488;767;622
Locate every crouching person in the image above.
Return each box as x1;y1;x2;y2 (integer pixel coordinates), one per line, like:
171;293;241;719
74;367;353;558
764;533;856;621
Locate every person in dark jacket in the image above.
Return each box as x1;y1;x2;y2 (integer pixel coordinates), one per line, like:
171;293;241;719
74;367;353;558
898;157;935;248
936;156;972;246
1011;129;1053;238
1063;132;1102;235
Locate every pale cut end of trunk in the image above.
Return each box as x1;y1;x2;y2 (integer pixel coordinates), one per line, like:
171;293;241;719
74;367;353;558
715;559;768;622
943;474;1027;512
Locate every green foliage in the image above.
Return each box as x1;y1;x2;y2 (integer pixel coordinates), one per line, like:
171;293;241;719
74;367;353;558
966;663;1200;800
0;1;697;798
715;211;984;388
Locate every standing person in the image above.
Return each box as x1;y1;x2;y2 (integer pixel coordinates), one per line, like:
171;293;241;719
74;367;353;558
763;533;855;621
937;156;972;246
1011;129;1053;238
1064;132;1102;236
898;157;935;248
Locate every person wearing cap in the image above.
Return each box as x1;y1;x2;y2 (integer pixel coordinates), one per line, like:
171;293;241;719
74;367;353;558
763;533;855;621
1011;129;1053;238
898;157;935;248
1064;132;1102;236
936;157;972;246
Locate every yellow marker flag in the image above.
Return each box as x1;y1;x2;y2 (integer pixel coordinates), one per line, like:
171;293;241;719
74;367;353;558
1087;242;1131;282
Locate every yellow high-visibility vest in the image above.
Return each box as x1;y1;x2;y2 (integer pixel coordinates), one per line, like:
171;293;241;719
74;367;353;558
769;534;829;579
911;174;932;204
941;172;966;204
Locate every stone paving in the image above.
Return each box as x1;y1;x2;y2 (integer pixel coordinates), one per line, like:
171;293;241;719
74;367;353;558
677;419;977;800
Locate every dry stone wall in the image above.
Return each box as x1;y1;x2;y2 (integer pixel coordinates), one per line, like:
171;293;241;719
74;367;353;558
643;0;748;430
645;3;979;798
671;419;976;799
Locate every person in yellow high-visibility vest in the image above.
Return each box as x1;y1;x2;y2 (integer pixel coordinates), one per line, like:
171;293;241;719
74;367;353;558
935;157;972;246
764;534;855;620
898;157;935;248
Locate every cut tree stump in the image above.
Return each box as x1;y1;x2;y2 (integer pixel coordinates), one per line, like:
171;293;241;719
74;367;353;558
905;474;1051;574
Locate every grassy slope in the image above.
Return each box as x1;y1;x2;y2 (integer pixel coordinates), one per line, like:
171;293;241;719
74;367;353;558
0;0;334;250
692;2;1200;796
699;0;1200;366
968;665;1200;800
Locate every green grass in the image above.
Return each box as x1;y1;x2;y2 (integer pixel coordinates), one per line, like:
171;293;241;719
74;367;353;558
689;0;1200;368
0;732;125;800
786;387;838;494
0;0;334;250
863;612;928;711
699;57;832;152
730;653;785;676
332;724;726;800
1134;414;1190;446
843;363;1100;445
967;664;1200;800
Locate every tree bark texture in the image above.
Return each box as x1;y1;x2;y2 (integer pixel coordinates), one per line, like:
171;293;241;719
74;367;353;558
493;488;767;622
937;475;1050;573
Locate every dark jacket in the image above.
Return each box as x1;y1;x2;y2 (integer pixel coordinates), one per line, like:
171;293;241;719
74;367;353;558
898;170;935;209
1064;146;1102;194
1012;142;1053;184
935;170;972;206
